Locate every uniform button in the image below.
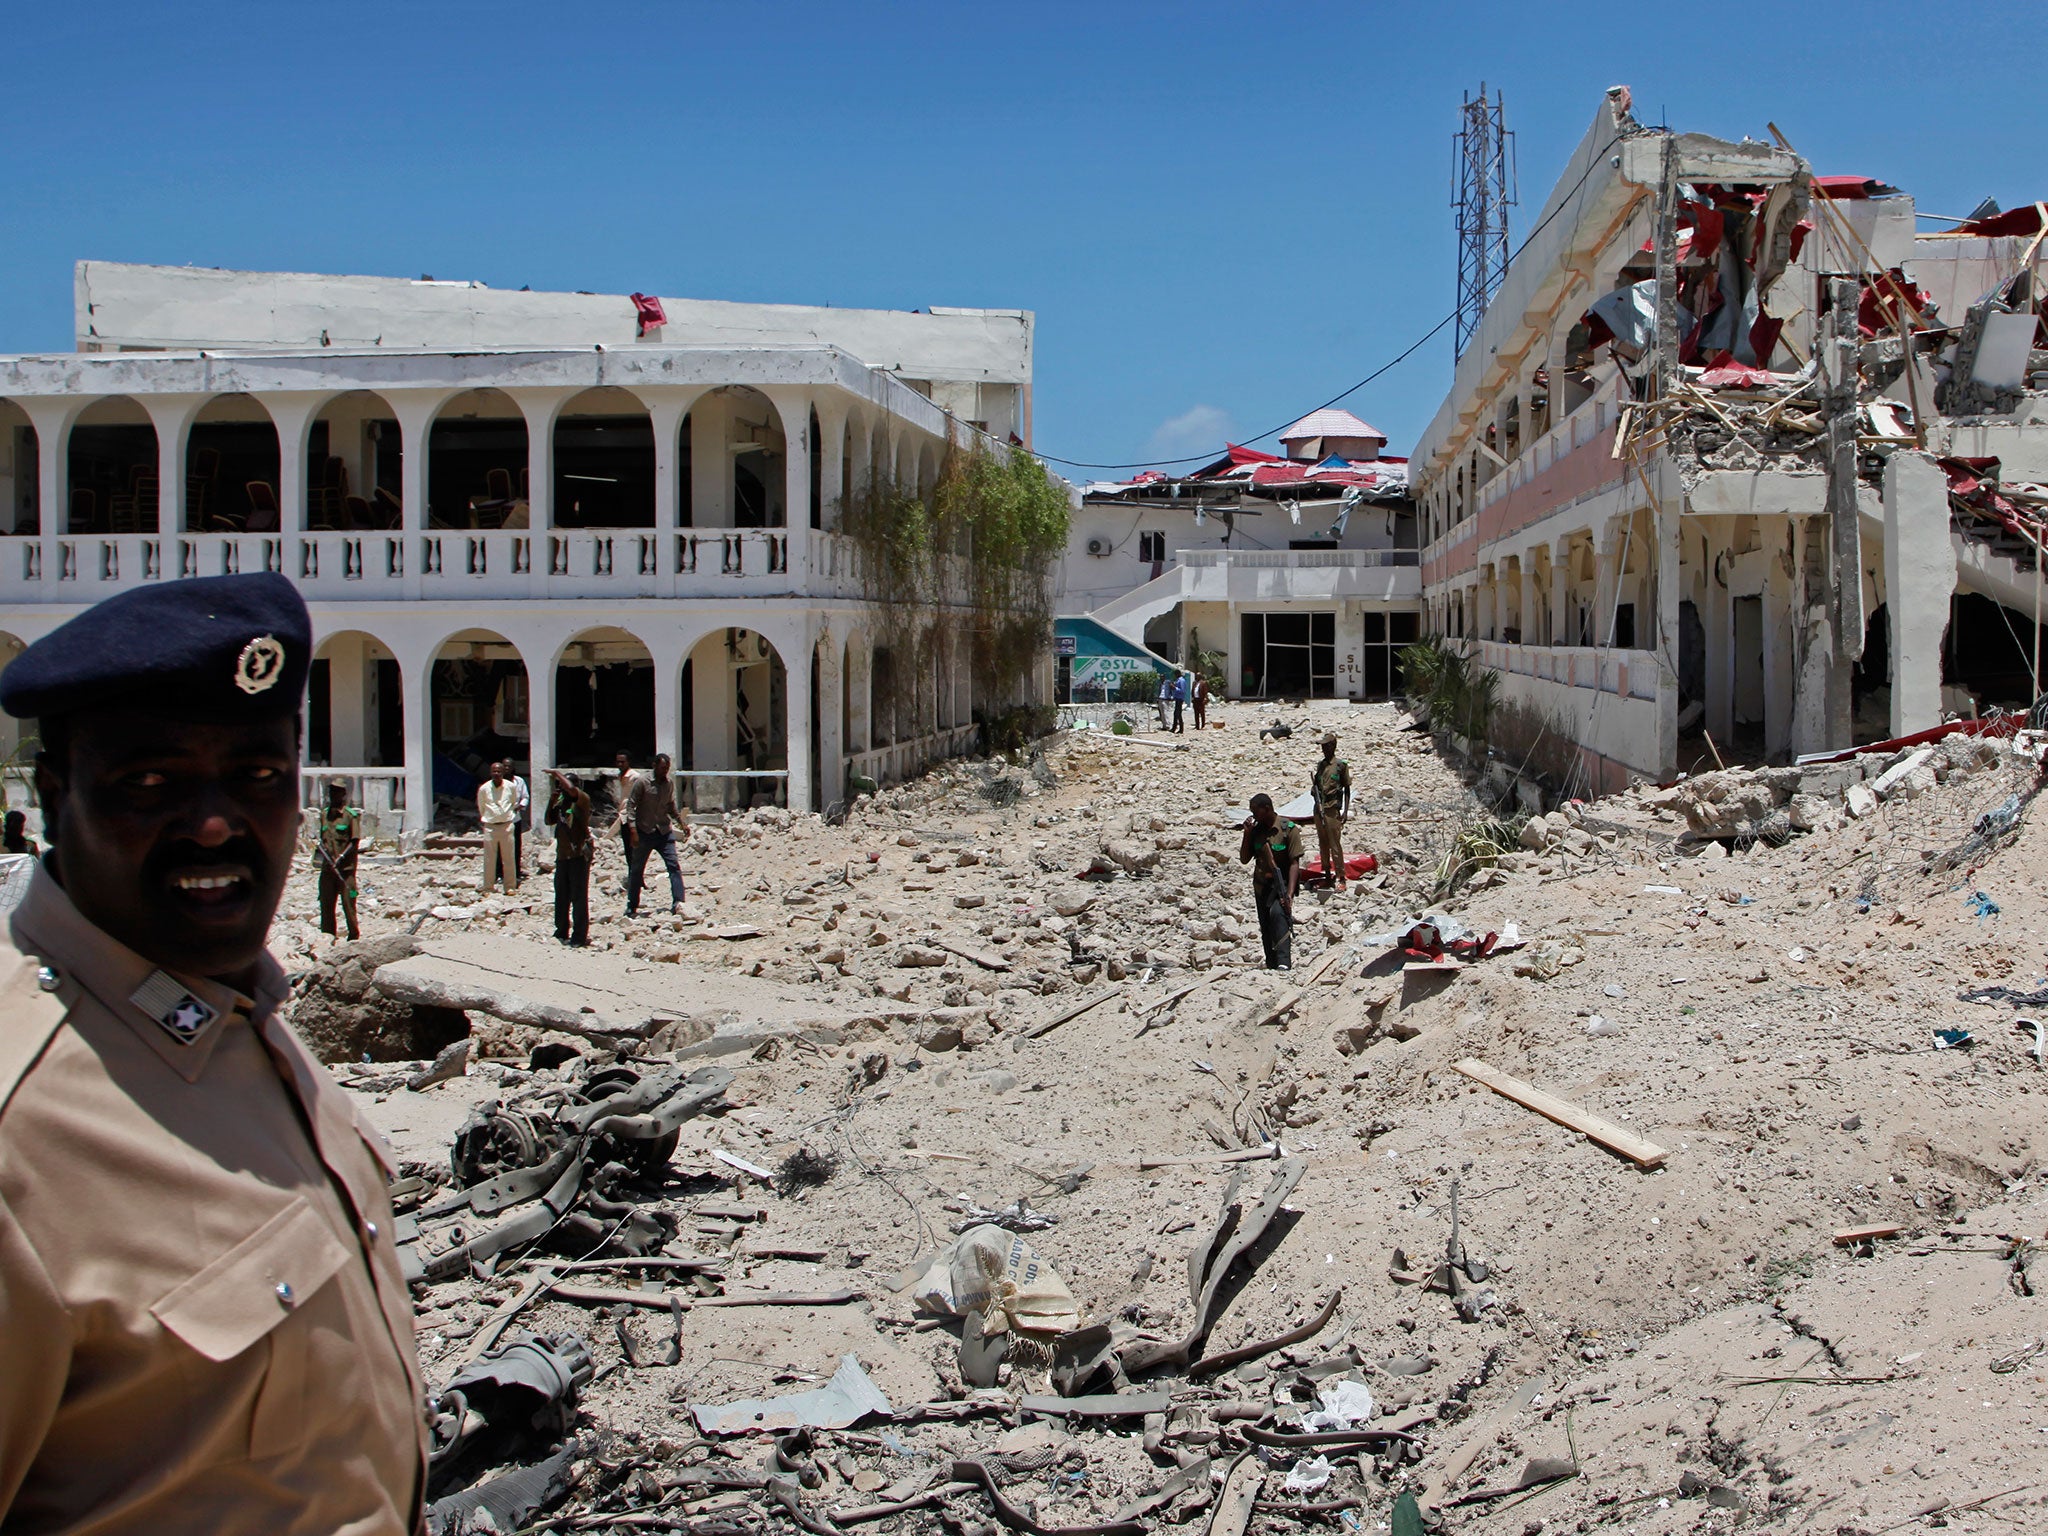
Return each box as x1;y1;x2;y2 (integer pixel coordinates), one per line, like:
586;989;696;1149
35;966;60;992
364;1221;379;1241
274;1282;294;1307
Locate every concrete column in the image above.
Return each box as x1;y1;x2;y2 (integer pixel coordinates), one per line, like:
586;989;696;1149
1655;488;1682;664
258;393;327;536
1593;520;1624;646
18;400;83;581
690;631;732;776
645;630;689;768
1549;536;1571;646
640;388;705;533
846;634;872;754
760;386;811;586
815;398;848;532
691;394;730;528
784;623;815;814
1762;521;1796;759
846;413;872;502
328;631;368;765
386;390;455;599
510;389;578;531
400;641;432;835
522;635;554;793
816;624;845;806
137;395;207;535
1882;450;1957;736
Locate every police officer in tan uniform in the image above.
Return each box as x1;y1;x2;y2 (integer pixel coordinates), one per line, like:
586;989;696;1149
0;573;427;1533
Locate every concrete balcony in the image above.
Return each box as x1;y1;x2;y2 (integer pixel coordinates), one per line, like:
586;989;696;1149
0;527;910;607
1175;546;1422;602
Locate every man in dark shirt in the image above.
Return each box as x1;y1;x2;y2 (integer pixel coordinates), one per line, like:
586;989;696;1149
544;770;593;946
615;752;688;918
1238;792;1303;970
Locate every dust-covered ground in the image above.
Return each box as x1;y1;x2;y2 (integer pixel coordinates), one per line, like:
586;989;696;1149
293;701;2048;1535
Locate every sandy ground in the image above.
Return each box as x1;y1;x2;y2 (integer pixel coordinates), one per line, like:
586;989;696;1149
300;701;2048;1534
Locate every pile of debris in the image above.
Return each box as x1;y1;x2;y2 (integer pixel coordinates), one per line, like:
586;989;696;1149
1657;723;2026;845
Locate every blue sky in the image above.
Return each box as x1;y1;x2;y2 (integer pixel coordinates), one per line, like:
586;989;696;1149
4;2;2043;474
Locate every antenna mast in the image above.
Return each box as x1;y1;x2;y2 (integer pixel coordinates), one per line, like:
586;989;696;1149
1452;83;1517;356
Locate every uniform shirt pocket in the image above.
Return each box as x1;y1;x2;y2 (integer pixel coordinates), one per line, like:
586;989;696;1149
150;1197;354;1462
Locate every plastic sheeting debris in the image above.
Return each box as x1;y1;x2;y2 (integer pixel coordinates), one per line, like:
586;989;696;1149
1284;1455;1335;1493
1301;1379;1375;1433
690;1353;892;1436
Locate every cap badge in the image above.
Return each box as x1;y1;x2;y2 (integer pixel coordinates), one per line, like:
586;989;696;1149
235;636;286;695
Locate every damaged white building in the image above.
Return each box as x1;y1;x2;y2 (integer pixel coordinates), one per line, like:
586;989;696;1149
1411;86;2046;791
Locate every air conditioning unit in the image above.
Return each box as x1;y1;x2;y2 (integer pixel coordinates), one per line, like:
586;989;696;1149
1086;538;1109;557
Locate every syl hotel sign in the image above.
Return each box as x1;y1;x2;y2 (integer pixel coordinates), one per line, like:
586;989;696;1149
1071;654;1159;688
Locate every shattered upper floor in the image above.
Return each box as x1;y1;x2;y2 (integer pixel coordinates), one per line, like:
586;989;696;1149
1413;85;2048;559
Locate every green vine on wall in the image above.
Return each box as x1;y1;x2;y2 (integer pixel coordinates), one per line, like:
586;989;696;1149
839;440;1070;728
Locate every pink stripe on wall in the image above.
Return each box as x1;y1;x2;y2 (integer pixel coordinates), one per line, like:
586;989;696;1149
1476;424;1624;551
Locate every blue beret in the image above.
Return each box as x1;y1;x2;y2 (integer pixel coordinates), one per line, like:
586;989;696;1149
0;573;312;724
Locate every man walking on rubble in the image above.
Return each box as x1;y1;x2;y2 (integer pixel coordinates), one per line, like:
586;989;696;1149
0;572;426;1534
1172;669;1189;733
1239;791;1303;970
545;768;593;946
1311;732;1353;891
315;776;362;941
617;751;688;918
612;751;638;867
477;760;519;895
1193;670;1210;729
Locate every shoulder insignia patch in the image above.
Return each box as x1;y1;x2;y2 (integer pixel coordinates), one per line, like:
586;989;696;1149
130;970;219;1045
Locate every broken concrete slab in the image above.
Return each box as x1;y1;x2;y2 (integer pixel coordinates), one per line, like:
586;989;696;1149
370;931;865;1047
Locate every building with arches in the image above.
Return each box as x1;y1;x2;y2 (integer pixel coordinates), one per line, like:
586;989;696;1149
0;264;1043;830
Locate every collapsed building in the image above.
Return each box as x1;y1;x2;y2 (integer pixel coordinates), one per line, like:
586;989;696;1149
0;263;1052;829
1409;86;2046;791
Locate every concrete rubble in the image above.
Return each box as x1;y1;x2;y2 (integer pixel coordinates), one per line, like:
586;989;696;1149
276;701;2048;1534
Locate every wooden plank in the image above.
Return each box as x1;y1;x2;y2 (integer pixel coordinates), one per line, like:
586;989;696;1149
1027;986;1121;1039
1453;1057;1670;1168
1832;1223;1903;1246
934;938;1010;972
1136;1144;1280;1171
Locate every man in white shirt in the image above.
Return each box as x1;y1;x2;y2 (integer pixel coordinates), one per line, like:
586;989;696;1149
476;762;519;895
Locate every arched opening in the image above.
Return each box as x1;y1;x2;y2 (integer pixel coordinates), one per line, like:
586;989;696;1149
309;631;402;768
554;626;655;767
681;627;787;808
309;391;402;530
187;394;281;532
808;408;824;529
67;396;158;534
730;389;784;529
0;400;40;535
553;388;655;529
429;630;531;800
428;389;528;530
